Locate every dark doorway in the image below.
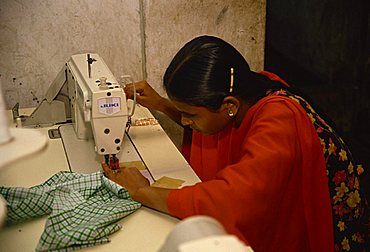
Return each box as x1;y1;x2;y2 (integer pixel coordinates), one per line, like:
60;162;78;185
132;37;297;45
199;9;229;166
265;0;370;200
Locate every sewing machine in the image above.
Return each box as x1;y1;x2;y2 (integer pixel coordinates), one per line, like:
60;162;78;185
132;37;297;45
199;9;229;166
14;53;140;173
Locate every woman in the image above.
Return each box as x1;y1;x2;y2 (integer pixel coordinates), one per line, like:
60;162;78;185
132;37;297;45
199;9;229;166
103;36;369;251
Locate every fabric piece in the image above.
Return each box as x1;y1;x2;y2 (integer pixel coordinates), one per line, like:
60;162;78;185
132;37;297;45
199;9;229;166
269;89;369;251
0;171;141;252
167;73;335;251
151;176;185;189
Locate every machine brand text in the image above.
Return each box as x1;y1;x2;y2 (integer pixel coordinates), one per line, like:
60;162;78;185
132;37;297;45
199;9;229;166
100;103;120;108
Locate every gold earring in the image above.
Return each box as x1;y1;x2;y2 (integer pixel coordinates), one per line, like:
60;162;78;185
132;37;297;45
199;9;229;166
228;109;234;117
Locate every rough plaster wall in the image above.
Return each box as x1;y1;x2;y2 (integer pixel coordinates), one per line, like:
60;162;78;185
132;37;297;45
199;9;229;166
0;0;143;109
143;0;266;149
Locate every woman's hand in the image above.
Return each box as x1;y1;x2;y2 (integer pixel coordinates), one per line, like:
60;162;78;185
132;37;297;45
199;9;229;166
102;162;150;200
101;162;171;214
125;80;183;124
124;80;166;111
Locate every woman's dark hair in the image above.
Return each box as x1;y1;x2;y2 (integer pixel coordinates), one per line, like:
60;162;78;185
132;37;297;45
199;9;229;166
163;35;281;110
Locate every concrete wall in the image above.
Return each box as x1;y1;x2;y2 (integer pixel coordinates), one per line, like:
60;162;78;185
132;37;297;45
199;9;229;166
0;0;143;109
0;0;266;149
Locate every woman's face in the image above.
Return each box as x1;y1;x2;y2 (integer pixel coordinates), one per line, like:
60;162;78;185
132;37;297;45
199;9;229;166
171;99;232;135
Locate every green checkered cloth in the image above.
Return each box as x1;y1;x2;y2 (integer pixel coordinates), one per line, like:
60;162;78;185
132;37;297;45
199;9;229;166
0;171;141;252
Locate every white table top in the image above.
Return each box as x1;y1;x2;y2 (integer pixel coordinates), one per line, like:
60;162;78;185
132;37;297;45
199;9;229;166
0;105;200;252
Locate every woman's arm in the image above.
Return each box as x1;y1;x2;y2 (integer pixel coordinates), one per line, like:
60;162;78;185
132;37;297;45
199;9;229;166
124;81;182;125
102;163;171;214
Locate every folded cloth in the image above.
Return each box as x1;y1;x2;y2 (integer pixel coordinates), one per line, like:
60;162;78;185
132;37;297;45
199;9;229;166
0;171;141;251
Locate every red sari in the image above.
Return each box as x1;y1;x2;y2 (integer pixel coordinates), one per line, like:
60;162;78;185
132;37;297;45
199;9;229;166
167;73;334;251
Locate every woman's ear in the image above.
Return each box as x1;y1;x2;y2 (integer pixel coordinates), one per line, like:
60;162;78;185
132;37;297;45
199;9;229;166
221;96;240;117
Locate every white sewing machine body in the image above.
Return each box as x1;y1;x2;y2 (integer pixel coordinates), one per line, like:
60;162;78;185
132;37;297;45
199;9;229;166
66;54;128;156
16;53;133;166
